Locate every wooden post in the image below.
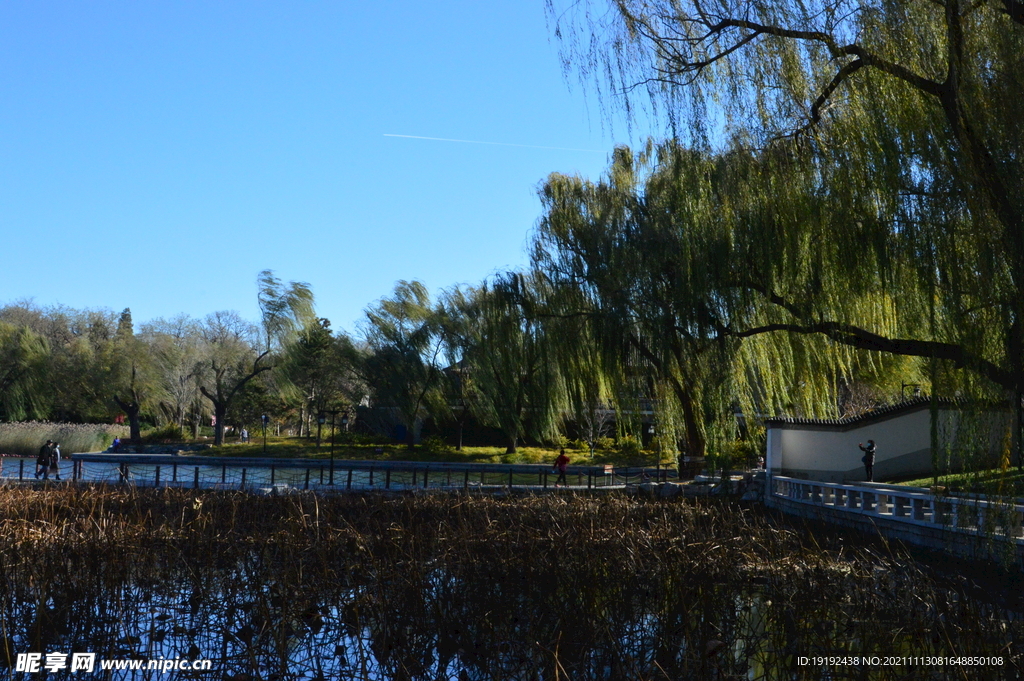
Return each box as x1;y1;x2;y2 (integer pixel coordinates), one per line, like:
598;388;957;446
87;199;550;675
347;469;352;489
193;467;200;489
413;470;418;486
508;468;513;487
543;471;548;488
172;464;178;482
423;469;429;488
385;470;391;489
221;464;226;483
463;469;469;490
369;468;374;487
19;459;24;481
271;465;276;486
241;468;246;490
305;468;311;490
155;466;161;488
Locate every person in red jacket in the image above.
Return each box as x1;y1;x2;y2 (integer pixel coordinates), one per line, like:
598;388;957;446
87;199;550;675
553;449;570;487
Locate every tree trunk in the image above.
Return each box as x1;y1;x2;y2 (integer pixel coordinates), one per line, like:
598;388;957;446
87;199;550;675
113;396;143;445
505;436;517;455
213;402;227;445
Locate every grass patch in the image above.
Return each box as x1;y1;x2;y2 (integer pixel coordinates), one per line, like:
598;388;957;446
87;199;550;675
894;466;1024;496
201;436;677;467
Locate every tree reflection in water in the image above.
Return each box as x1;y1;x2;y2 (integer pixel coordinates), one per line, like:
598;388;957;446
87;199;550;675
0;488;1020;680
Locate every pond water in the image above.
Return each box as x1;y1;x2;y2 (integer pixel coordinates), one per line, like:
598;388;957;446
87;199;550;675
1;457;440;490
0;491;1020;680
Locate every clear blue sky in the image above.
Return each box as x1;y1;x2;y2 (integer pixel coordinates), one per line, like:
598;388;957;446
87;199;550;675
0;1;647;335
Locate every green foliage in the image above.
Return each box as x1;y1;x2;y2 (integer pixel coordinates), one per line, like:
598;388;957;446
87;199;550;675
361;281;445;446
546;0;1024;475
0;321;49;421
440;274;567;454
420;435;454;457
257;269;316;352
616;435;643;458
143;422;185;442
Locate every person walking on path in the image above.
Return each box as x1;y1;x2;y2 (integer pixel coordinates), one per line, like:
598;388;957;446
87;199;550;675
36;440;53;479
553;448;570;487
49;442;62;481
859;440;876;482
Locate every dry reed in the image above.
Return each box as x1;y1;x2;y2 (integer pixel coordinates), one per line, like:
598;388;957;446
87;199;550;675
0;488;1019;680
0;421;126;457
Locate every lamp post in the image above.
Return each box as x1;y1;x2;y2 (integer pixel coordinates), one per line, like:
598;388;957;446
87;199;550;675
328;409;340;484
333;411;349;486
901;383;922;400
261;414;269;456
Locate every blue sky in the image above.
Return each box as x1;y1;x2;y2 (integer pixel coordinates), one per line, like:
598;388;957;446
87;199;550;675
0;1;648;335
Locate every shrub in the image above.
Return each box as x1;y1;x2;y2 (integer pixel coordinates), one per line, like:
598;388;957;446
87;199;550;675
421;436;454;457
143;422;185;443
616;435;643;458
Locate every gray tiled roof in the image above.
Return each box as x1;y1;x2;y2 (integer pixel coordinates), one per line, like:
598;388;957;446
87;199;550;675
763;395;964;427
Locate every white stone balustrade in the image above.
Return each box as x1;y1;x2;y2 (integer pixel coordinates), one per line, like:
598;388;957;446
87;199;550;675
770;475;1024;541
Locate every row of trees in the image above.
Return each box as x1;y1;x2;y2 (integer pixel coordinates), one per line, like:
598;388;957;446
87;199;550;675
366;0;1023;466
0;272;341;446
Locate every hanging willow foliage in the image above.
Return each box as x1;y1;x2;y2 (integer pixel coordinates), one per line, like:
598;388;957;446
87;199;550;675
542;0;1023;466
442;273;567;454
532;142;936;462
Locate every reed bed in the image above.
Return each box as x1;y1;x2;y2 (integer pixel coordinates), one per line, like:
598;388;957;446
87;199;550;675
0;488;1020;680
0;421;126;457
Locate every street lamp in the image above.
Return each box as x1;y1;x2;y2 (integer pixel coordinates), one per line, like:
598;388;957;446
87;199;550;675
332;411;349;486
901;383;922;400
261;414;269;456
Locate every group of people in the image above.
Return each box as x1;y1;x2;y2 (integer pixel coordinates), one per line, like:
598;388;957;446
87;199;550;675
35;440;62;480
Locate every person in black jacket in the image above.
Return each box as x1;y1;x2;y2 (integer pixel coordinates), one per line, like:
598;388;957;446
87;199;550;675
36;440;53;479
858;440;876;482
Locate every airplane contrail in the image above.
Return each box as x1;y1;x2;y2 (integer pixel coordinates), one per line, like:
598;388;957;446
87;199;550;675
383;133;605;153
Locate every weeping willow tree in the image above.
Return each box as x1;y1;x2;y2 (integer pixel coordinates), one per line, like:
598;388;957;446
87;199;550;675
0;322;49;421
361;281;446;448
446;273;566;454
534;143;922;463
548;0;1024;469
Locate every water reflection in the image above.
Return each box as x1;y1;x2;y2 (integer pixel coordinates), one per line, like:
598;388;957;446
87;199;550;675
0;491;1020;680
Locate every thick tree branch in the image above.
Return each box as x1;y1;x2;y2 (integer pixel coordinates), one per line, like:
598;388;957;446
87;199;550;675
726;321;1015;389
